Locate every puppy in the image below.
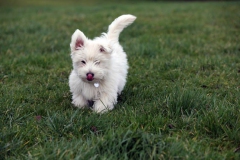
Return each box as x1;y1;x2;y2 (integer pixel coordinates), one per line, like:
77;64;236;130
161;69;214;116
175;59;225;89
69;14;136;113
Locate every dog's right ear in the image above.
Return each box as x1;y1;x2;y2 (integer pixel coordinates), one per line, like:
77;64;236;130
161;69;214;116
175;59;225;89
70;29;87;52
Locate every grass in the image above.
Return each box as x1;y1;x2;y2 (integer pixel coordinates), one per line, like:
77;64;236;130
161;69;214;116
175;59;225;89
0;0;240;159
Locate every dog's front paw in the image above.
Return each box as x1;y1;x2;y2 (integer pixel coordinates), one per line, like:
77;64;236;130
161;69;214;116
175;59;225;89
93;100;114;113
72;95;87;108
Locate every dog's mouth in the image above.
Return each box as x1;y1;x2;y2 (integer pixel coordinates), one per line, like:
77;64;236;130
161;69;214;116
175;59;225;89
86;73;94;81
82;76;101;84
78;72;103;84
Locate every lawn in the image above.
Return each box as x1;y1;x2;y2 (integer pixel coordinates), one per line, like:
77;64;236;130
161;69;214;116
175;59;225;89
0;0;240;159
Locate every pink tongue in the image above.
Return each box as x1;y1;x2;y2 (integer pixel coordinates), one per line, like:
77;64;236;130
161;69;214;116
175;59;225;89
87;74;93;81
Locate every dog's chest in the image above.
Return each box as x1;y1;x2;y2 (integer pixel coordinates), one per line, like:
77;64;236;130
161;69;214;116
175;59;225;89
82;85;100;101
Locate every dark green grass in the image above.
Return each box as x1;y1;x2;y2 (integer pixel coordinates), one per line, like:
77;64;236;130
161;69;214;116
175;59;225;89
1;1;240;159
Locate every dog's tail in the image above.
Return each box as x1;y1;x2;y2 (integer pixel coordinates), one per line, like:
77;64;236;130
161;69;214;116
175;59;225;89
107;14;136;43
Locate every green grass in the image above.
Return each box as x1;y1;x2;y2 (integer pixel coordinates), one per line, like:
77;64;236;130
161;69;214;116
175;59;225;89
1;0;240;159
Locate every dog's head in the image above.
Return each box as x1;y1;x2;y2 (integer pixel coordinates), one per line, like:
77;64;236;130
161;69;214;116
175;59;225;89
70;29;112;83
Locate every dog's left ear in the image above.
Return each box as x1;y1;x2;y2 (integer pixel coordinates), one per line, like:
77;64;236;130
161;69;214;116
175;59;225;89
70;29;87;52
99;44;112;54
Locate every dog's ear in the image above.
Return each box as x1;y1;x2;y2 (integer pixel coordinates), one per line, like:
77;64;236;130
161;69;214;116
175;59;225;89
99;44;112;54
70;29;87;52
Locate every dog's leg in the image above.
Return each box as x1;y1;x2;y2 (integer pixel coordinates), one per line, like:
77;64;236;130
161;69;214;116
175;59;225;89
93;92;117;113
72;94;87;108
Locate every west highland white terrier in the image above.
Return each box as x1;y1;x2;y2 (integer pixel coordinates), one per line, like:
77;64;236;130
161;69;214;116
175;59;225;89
69;14;136;113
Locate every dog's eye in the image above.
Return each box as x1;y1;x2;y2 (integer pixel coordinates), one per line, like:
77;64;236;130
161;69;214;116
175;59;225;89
81;60;86;64
94;61;100;65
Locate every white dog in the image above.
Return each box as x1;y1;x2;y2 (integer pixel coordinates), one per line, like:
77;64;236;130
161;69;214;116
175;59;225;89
69;14;136;113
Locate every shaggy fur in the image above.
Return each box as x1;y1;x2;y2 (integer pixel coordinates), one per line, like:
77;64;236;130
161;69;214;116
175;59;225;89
69;15;136;113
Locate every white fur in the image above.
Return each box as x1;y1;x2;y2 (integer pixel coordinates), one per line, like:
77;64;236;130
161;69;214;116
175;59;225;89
69;15;136;113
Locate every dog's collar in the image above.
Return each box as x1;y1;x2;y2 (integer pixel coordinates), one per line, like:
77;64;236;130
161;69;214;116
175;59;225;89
94;82;99;88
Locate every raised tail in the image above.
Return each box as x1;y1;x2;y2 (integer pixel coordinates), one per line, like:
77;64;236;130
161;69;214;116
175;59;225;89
107;14;136;43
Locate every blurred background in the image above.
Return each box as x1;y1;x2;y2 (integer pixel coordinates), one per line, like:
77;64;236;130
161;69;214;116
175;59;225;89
0;0;230;7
